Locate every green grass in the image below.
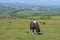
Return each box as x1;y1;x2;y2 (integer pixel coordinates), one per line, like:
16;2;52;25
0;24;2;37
0;18;60;40
52;16;60;20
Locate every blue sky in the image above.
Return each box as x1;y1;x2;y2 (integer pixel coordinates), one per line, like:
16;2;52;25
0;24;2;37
0;0;60;5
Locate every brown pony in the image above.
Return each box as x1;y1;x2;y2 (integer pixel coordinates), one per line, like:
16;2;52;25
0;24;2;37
30;20;40;34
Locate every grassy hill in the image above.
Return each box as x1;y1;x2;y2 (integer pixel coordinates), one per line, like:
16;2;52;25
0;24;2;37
0;17;60;40
0;3;60;40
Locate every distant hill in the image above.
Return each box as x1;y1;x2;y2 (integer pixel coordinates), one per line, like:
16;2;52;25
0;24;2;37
0;3;60;19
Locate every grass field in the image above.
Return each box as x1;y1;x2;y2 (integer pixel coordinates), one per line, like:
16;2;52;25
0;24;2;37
0;17;60;40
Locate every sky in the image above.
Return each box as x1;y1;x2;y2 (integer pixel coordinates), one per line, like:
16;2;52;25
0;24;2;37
0;0;60;5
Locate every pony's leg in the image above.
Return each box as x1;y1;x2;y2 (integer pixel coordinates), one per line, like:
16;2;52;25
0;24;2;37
30;29;34;33
36;28;40;35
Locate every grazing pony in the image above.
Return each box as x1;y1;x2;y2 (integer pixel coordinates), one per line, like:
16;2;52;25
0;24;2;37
30;20;40;34
40;21;45;24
